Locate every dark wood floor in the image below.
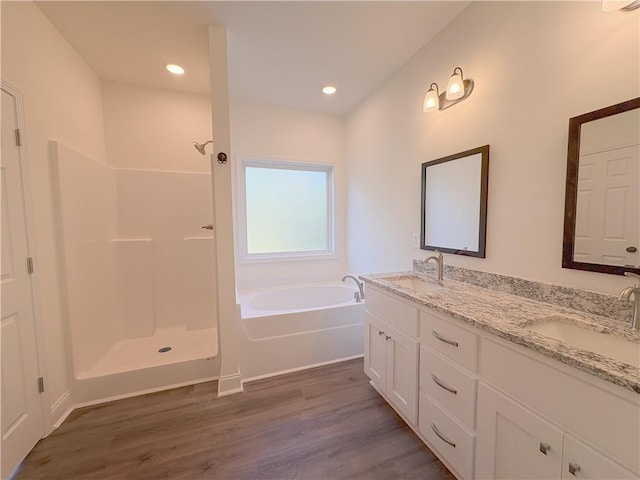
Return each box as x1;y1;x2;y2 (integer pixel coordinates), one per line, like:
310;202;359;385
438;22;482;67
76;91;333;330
16;359;454;480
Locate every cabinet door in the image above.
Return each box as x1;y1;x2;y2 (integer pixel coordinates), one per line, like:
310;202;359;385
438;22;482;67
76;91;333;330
364;312;387;389
561;434;639;480
385;324;419;425
476;383;563;480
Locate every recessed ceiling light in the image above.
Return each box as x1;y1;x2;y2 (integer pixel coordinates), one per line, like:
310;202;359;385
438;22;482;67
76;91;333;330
166;64;185;75
322;86;337;95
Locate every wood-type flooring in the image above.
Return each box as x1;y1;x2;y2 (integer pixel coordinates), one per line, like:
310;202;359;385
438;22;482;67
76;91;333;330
15;358;455;480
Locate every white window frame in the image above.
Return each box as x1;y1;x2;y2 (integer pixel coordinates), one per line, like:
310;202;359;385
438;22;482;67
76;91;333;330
236;156;336;264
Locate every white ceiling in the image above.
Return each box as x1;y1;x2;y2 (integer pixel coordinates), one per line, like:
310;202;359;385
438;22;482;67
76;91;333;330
36;1;470;115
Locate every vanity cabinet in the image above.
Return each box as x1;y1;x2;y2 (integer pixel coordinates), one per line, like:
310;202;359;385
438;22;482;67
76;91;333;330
476;383;638;480
479;338;640;476
364;289;419;424
362;283;640;480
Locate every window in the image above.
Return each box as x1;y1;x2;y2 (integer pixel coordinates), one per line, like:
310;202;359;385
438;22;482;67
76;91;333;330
238;158;335;262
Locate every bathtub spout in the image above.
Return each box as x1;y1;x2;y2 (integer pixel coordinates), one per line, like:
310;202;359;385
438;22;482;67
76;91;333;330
342;275;365;300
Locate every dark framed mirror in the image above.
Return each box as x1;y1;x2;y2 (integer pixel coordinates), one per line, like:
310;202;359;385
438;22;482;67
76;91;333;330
420;145;489;257
562;98;640;275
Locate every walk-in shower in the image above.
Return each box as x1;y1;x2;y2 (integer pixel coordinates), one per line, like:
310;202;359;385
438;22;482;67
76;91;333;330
51;141;219;403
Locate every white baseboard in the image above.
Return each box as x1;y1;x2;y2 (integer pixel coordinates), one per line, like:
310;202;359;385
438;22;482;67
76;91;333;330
217;372;244;397
243;353;364;384
49;391;72;431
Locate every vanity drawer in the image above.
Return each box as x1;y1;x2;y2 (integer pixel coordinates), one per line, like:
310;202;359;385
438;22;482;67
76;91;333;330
420;346;477;430
419;392;475;480
420;309;478;372
366;287;418;338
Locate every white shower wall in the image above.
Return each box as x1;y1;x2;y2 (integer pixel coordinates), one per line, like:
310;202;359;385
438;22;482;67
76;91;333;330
50;142;118;375
114;168;216;334
51;141;217;378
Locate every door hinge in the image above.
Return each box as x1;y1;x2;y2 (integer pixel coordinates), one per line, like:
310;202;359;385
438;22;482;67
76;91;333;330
26;257;34;274
15;128;22;146
37;377;45;393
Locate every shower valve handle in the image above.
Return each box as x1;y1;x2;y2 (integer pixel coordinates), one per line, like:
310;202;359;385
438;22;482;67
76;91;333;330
201;224;214;230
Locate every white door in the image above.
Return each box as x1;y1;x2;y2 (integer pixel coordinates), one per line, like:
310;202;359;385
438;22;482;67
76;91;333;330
561;433;638;480
1;86;44;478
476;383;563;480
385;324;418;425
575;144;640;267
364;312;386;389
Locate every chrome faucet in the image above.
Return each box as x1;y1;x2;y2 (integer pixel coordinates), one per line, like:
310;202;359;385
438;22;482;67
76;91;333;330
619;272;640;330
342;275;365;300
424;250;444;284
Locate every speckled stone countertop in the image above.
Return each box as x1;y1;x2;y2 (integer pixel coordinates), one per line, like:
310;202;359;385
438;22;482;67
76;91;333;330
359;271;640;395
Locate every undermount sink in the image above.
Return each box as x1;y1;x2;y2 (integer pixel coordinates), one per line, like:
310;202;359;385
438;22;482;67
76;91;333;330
526;316;640;368
388;275;444;295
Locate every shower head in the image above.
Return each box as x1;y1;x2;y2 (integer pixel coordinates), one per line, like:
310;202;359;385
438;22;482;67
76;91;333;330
193;140;213;155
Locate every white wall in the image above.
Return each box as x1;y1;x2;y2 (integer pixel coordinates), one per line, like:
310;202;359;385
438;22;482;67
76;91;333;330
346;1;639;295
230;100;348;284
1;1;107;424
102;82;212;173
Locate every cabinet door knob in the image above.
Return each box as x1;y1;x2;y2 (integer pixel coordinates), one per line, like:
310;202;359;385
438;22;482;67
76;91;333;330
568;462;581;476
385;335;391;341
539;442;551;455
378;330;385;336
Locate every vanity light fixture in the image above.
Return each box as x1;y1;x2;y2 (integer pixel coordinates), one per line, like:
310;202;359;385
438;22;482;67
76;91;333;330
446;67;466;100
423;83;440;112
602;0;640;11
422;66;474;112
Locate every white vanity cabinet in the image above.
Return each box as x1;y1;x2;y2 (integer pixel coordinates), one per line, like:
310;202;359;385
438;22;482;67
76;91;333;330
477;338;640;479
362;282;640;480
364;288;419;424
476;383;639;480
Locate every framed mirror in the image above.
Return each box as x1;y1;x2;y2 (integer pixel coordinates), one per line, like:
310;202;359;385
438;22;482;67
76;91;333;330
562;98;640;275
420;145;489;257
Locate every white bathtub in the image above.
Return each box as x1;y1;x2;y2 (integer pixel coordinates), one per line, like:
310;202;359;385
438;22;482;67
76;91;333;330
238;281;365;380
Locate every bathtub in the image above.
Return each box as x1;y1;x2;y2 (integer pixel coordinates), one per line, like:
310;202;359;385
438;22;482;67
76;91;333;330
238;281;365;380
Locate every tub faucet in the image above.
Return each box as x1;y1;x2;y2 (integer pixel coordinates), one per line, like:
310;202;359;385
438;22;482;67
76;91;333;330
424;250;444;284
342;275;365;300
618;272;640;330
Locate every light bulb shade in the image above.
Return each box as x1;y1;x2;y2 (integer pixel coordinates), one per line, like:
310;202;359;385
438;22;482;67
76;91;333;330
446;67;465;101
423;83;440;112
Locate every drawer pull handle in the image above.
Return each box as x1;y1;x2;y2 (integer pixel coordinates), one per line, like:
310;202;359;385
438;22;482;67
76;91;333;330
431;373;458;395
432;330;459;347
568;462;581;476
539;442;551;455
431;423;456;448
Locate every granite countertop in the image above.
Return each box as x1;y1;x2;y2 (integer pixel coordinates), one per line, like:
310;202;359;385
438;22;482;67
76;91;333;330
360;271;640;395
